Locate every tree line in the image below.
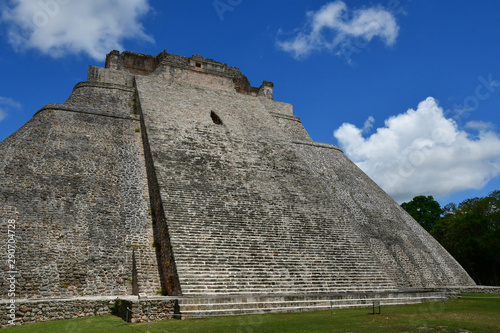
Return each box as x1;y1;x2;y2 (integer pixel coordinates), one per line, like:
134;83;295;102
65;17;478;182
401;191;500;286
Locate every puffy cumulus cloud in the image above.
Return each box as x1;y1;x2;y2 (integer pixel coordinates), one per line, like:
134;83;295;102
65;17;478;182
277;1;399;59
334;97;500;203
1;0;153;60
0;97;21;122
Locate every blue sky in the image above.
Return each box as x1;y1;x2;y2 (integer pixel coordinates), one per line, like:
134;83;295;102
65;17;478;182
1;0;500;206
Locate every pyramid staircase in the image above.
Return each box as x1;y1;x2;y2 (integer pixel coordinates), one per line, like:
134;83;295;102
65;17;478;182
170;215;400;296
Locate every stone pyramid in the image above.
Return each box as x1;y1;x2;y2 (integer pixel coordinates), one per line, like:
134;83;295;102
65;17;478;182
0;50;475;303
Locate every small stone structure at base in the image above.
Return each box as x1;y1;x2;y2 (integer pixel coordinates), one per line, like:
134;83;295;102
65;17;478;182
0;297;178;327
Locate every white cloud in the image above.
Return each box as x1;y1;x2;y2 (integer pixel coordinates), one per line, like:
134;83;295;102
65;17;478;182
334;97;500;203
1;0;154;60
277;1;399;59
465;121;495;132
362;116;375;133
0;97;21;122
0;97;21;109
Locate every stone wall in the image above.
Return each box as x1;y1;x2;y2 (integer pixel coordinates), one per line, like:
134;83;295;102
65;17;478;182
0;81;160;299
112;297;178;323
0;297;177;328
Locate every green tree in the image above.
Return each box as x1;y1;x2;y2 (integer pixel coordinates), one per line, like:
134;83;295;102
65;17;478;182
432;190;500;286
401;195;441;232
442;202;457;215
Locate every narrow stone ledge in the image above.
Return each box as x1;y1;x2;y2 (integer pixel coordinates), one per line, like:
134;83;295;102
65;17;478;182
292;140;344;153
270;112;302;122
72;81;135;93
437;285;500;294
34;104;140;122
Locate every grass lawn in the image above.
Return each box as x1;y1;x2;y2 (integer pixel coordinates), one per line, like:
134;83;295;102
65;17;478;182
3;294;500;333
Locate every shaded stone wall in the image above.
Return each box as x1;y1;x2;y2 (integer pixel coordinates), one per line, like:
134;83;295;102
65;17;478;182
292;142;476;288
0;82;161;299
0;297;177;328
133;78;181;296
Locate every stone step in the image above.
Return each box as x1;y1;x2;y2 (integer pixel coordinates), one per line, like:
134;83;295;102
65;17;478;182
175;260;379;265
180;285;397;290
176;273;394;281
172;248;374;255
175;263;383;269
164;192;398;297
177;290;456;318
171;235;361;240
176;275;395;283
174;258;383;264
175;267;390;273
180;296;444;311
173;254;378;260
176;265;386;270
178;273;388;277
171;247;379;255
180;284;396;290
169;232;364;239
170;233;363;239
177;275;393;280
180;287;399;296
176;264;385;269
